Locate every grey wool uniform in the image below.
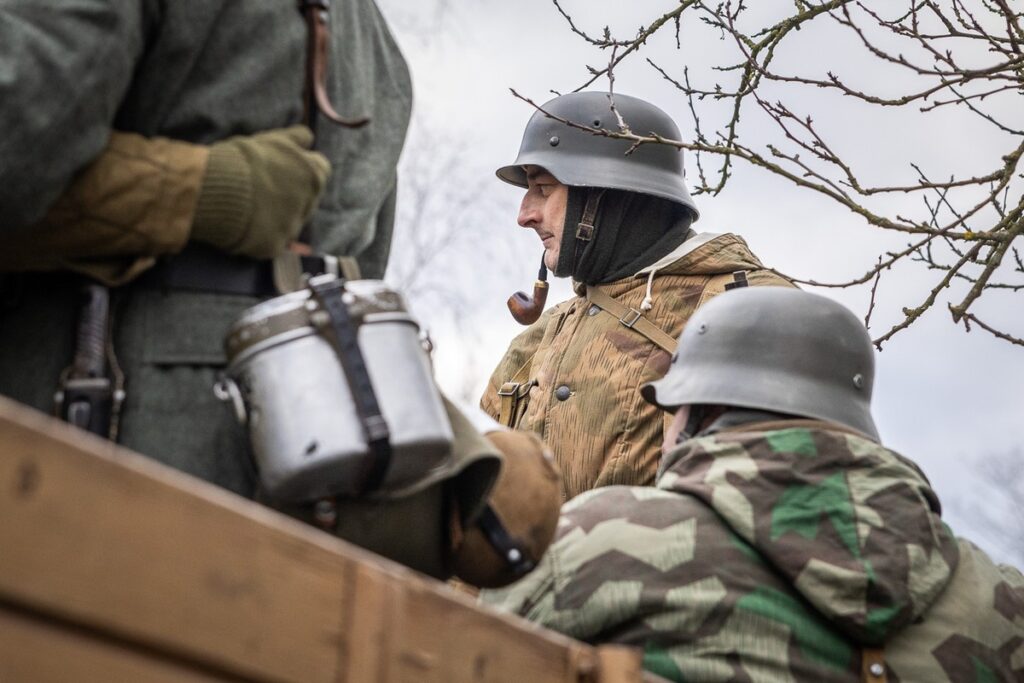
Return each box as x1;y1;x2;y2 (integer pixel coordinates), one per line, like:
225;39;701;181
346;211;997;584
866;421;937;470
0;0;411;496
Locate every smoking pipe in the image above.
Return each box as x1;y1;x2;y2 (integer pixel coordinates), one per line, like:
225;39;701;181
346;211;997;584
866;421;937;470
507;256;549;325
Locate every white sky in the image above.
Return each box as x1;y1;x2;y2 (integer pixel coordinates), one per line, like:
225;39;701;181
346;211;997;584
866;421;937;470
377;0;1024;565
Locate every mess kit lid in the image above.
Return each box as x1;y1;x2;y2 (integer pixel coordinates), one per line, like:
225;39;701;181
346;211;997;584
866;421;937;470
224;278;413;363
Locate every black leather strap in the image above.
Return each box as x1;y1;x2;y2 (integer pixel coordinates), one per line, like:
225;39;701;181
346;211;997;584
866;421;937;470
136;244;331;297
309;277;392;493
476;504;535;576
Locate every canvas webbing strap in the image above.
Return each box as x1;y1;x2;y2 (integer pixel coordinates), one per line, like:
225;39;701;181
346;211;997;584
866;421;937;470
338;256;362;281
585;286;678;355
861;648;888;683
497;360;534;428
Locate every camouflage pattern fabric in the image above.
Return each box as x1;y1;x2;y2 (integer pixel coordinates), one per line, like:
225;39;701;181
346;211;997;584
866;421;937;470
483;421;1024;681
480;233;794;501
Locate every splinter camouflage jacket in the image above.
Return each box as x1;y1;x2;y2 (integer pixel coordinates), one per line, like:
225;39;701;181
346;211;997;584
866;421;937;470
480;233;793;500
483;420;1024;682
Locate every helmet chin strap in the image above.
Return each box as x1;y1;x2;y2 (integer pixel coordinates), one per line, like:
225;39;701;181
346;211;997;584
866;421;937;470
571;188;606;276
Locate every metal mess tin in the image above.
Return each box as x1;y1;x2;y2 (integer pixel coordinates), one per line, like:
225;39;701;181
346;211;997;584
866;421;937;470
218;278;452;502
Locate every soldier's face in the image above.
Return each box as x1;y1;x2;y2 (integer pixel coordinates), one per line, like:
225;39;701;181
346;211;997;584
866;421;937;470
518;166;568;271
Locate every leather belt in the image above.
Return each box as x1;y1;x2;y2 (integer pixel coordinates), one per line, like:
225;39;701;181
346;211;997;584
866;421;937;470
135;245;332;298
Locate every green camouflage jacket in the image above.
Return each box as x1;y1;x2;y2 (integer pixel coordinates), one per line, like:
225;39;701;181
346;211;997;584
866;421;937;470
480;233;794;500
483;420;1024;681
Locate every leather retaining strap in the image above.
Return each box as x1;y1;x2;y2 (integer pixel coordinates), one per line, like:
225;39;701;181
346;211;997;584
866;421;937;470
299;0;369;129
309;277;392;493
585;285;677;355
476;504;535;577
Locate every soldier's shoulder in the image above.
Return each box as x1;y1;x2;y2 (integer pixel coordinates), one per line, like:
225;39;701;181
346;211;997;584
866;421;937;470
559;485;708;543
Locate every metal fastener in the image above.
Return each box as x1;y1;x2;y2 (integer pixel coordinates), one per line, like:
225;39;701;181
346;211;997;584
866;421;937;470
869;662;884;677
587;304;600;316
549;135;560;147
310;310;331;328
313;499;337;529
698;323;708;334
853;373;864;389
555;385;571;401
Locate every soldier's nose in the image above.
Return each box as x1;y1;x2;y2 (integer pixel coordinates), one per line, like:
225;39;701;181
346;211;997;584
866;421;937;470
518;195;540;228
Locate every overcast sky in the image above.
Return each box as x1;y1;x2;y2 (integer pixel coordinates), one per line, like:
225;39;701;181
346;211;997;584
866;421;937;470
376;0;1024;565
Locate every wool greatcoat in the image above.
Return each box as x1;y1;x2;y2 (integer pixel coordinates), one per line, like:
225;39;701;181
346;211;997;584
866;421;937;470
481;233;795;500
0;1;412;496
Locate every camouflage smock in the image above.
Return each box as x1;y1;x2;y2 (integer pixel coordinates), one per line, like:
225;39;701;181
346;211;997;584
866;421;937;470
480;233;794;500
483;420;1024;682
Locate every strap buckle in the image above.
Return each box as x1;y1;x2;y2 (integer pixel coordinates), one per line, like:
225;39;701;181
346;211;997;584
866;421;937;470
724;270;749;291
619;308;643;328
575;221;595;241
498;382;520;397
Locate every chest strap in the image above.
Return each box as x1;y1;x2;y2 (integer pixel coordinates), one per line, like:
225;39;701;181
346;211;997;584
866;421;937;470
585;286;678;355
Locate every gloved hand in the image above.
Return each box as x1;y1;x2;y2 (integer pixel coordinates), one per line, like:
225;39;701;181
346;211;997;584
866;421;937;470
190;125;331;259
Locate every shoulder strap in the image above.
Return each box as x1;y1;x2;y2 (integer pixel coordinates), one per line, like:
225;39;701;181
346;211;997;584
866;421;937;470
585;286;677;355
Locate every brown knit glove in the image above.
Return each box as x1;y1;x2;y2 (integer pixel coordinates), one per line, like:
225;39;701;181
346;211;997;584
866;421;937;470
190;125;330;259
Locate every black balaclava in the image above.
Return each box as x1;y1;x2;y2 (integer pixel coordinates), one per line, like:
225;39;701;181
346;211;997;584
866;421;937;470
553;187;694;285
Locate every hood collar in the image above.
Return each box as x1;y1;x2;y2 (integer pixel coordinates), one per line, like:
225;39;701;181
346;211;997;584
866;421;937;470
634;231;722;276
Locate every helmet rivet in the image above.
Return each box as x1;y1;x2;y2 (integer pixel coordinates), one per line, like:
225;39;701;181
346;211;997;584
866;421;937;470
853;373;864;389
698;323;708;335
593;119;601;127
549;135;560;147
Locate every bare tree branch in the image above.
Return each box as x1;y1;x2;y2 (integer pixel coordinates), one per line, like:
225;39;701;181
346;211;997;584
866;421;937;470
528;0;1024;346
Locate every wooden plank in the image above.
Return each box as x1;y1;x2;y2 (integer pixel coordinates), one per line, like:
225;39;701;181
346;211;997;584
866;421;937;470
390;579;593;682
0;397;645;683
340;564;596;683
0;607;232;683
595;646;644;683
0;398;350;683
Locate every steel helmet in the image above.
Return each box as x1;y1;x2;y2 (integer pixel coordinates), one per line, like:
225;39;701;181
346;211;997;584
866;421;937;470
451;430;562;588
641;288;879;440
496;91;699;220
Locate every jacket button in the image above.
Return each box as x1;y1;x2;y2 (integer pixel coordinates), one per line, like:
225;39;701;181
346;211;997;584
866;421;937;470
555;385;571;401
